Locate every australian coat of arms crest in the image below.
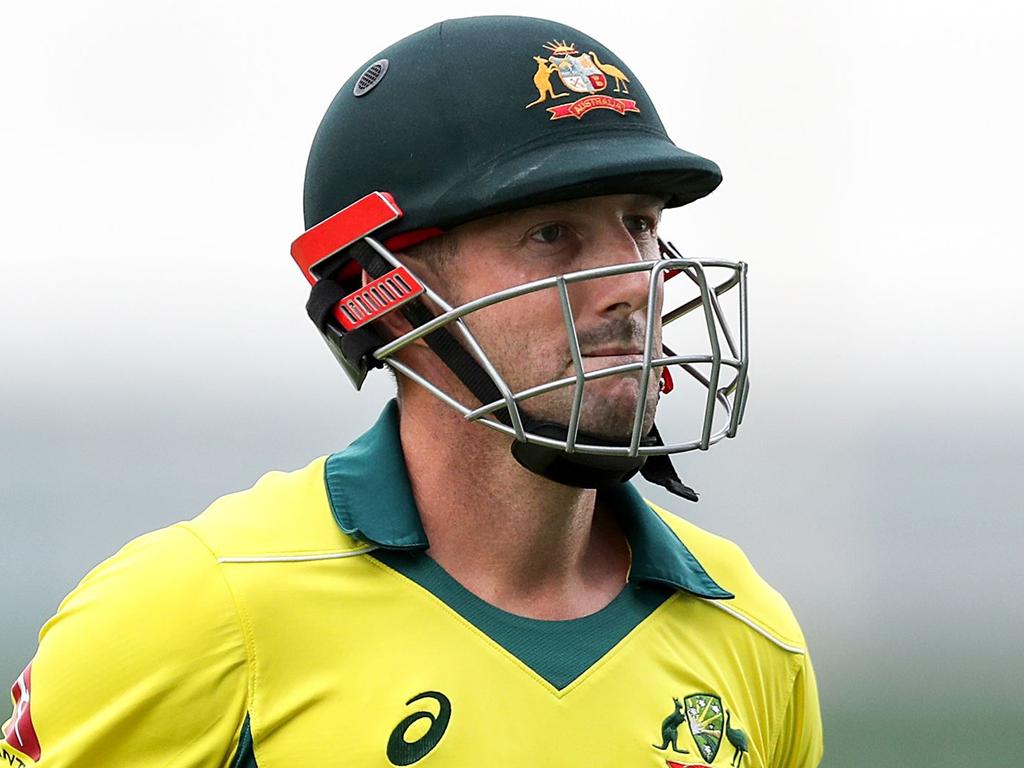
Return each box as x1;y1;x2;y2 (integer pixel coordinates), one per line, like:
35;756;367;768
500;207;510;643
526;40;640;120
653;693;751;768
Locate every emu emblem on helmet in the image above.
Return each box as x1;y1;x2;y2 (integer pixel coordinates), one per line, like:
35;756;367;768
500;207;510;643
526;40;640;121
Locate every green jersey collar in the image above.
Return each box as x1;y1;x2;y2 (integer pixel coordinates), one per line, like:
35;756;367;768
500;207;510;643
324;400;732;600
324;400;428;551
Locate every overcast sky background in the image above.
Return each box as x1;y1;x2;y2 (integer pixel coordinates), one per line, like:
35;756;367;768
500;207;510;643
2;1;1023;764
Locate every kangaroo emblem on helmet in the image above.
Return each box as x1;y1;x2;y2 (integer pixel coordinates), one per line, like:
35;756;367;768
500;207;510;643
526;56;569;107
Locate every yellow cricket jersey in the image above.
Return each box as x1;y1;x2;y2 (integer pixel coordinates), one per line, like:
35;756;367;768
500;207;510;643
2;401;822;767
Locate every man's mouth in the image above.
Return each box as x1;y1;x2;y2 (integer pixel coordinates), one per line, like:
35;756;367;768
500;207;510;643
575;350;647;376
580;350;645;367
582;347;644;357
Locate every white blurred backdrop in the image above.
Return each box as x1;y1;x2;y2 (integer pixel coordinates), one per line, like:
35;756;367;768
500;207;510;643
2;1;1023;763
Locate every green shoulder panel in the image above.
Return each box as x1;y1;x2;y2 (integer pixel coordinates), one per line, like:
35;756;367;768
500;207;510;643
230;714;257;768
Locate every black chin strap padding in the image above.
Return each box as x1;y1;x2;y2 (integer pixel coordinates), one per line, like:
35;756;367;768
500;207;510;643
639;423;699;502
511;421;700;502
339;326;387;370
306;278;349;332
510;422;647;489
307;276;387;371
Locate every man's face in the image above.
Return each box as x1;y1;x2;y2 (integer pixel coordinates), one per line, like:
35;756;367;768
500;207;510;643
407;193;666;440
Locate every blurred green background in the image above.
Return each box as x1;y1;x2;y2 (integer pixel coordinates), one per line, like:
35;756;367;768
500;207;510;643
3;1;1022;764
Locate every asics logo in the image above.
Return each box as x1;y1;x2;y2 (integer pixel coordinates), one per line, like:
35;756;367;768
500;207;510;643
386;691;451;765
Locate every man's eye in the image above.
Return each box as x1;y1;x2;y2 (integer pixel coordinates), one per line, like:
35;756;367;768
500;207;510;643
529;224;565;244
624;215;656;236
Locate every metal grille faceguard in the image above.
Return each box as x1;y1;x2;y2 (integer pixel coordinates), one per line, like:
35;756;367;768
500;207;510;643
365;237;749;458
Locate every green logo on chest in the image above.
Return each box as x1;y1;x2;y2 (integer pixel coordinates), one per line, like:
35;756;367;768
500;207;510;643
386;691;451;765
652;696;691;754
683;693;724;764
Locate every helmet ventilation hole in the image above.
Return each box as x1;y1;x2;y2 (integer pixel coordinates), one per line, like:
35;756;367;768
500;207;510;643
353;59;389;97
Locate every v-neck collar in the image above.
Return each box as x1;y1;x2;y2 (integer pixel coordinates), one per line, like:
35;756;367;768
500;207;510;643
324;400;731;599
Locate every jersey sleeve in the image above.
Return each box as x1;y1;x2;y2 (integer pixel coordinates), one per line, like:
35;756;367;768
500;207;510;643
769;651;824;768
1;525;250;767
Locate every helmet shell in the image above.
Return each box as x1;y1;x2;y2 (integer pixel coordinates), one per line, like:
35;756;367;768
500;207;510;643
303;16;722;235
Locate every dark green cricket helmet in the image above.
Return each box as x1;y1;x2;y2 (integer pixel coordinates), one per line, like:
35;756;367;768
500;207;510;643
303;15;722;239
294;16;744;503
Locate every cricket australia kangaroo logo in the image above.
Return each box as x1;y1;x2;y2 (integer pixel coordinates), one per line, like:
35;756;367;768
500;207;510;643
525;40;640;120
652;693;750;767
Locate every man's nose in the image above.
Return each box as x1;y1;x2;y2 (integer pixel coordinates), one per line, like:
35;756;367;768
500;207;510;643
577;228;653;320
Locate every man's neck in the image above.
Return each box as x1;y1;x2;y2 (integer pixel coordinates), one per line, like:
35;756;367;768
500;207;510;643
398;393;630;621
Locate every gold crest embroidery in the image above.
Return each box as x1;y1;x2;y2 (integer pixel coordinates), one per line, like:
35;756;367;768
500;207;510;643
526;40;640;120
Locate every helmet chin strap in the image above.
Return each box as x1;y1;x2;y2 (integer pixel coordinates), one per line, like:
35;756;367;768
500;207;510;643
510;419;699;502
634;423;700;502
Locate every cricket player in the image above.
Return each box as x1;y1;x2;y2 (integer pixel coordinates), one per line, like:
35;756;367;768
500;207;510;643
2;15;823;767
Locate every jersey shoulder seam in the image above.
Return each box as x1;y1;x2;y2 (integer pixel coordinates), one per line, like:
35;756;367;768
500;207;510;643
175;521;259;731
699;599;806;654
216;546;377;564
765;649;811;761
186;457;368;560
